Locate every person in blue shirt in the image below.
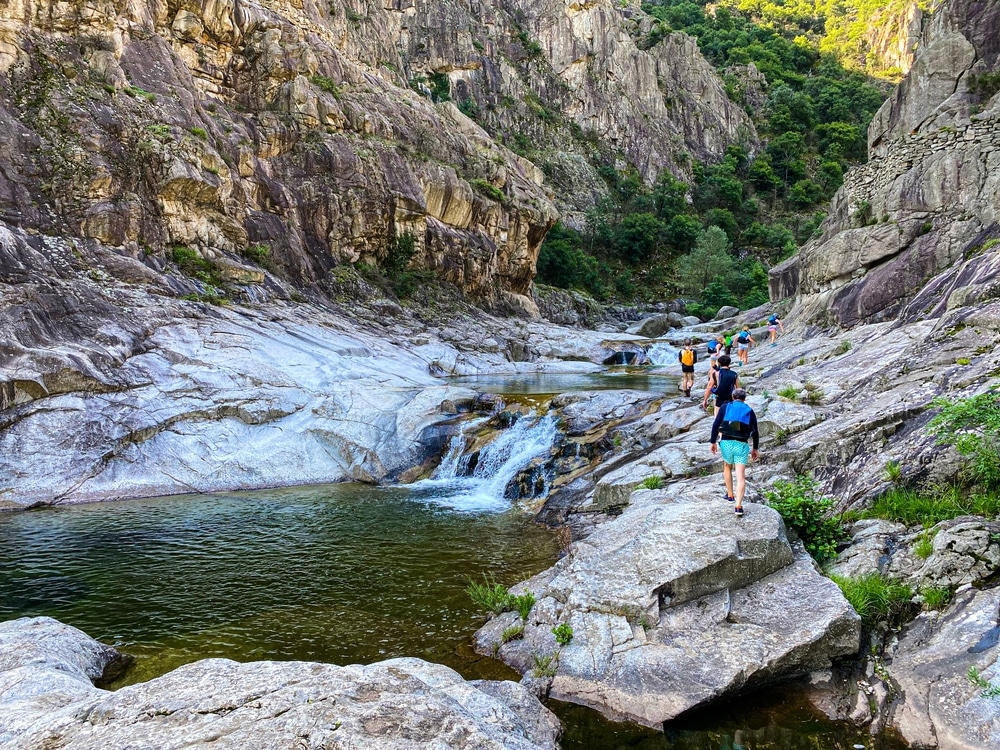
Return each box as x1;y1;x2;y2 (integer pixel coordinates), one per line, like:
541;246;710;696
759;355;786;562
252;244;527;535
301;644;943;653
710;388;759;516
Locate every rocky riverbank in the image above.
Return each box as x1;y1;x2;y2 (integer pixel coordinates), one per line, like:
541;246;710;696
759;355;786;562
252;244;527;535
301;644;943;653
0;617;561;750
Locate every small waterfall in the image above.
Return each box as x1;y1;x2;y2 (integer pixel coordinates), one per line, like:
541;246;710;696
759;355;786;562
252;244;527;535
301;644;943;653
645;342;680;366
474;414;559;499
435;418;485;480
411;413;559;512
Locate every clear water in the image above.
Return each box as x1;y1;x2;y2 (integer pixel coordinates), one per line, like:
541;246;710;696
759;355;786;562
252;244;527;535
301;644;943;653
0;484;560;686
452;370;675;397
0;383;908;749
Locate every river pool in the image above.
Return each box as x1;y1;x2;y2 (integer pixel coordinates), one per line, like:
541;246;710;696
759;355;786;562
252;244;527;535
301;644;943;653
0;387;908;750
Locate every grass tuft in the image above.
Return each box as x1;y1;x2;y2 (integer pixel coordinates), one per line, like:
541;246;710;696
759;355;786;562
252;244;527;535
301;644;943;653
467;573;512;614
830;572;914;628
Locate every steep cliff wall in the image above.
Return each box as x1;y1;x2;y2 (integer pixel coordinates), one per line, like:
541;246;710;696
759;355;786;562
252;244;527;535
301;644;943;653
0;0;752;302
771;0;1000;327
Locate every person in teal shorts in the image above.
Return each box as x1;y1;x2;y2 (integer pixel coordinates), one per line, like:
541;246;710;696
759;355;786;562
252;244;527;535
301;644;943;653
709;388;759;516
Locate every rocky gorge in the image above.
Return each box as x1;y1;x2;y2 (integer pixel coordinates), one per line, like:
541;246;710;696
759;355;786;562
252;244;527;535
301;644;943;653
3;1;1000;750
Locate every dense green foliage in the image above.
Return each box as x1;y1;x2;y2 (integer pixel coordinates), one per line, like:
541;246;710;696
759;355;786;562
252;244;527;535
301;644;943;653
536;0;889;313
829;572;914;629
764;476;845;562
927;391;1000;490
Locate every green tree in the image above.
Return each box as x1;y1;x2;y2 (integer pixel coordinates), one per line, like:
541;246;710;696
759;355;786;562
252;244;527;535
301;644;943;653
614;213;665;263
673;225;735;295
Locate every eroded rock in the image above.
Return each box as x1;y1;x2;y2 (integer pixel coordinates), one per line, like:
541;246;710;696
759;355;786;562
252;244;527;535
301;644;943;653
0;617;560;750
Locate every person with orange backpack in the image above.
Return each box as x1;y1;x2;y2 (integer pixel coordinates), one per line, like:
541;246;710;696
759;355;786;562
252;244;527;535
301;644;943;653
678;339;697;397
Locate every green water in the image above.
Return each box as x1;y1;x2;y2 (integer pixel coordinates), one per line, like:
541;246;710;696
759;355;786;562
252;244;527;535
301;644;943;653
0;483;908;749
0;483;558;685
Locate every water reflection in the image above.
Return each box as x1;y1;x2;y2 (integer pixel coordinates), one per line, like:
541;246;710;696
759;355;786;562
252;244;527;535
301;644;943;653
0;484;560;686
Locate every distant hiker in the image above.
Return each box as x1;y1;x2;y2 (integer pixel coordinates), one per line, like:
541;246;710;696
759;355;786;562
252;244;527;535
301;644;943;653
678;339;697;397
702;354;740;414
767;313;785;346
710;388;759;516
724;332;733;357
736;325;754;366
706;335;721;369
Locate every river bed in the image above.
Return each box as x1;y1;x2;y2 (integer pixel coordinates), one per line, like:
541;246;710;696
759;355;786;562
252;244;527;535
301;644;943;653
1;369;909;750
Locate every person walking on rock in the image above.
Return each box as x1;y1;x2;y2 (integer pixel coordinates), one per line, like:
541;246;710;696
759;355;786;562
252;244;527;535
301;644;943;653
678;339;697;397
767;314;785;347
702;354;740;415
710;388;759;515
736;325;754;366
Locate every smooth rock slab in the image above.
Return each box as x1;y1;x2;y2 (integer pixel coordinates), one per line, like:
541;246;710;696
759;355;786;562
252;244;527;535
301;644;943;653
477;491;860;727
1;618;560;750
590;439;709;510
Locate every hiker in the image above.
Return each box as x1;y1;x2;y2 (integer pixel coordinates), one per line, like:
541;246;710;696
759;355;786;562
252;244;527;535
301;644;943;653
735;325;754;366
767;313;785;346
724;332;733;357
710;388;759;516
705;335;720;370
677;339;697;397
701;354;740;414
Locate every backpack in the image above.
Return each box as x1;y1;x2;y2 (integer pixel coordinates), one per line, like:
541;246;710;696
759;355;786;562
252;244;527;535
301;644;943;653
738;331;750;343
706;339;719;353
721;400;753;439
768;315;778;325
680;349;695;366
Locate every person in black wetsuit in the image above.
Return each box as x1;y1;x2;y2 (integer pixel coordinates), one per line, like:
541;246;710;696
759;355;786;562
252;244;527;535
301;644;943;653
701;354;740;415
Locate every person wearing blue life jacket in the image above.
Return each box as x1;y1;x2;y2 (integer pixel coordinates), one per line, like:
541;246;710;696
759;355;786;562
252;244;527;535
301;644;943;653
710;388;759;516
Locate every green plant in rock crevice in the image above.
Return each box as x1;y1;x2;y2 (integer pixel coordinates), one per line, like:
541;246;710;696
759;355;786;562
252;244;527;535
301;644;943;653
501;623;524;643
830;572;914;629
884;459;903;485
531;652;557;678
777;385;801;401
919;585;951;611
467;573;512;614
765;476;845;562
637;475;662;490
552;622;573;646
511;591;536;621
927;391;1000;490
912;532;934;560
969;666;1000;698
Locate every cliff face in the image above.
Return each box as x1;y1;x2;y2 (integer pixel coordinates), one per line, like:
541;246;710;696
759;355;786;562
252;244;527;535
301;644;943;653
0;0;562;305
0;0;752;302
772;0;1000;327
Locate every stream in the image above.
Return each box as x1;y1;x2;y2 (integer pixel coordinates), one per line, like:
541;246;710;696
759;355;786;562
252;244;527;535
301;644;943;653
0;366;907;749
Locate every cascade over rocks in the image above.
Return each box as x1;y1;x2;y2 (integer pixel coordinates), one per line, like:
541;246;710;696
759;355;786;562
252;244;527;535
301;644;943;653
0;617;561;750
0;222;631;508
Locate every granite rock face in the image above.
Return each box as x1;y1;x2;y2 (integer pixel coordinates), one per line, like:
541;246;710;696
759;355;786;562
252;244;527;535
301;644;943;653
772;0;1000;326
884;587;1000;750
0;617;561;750
476;481;861;728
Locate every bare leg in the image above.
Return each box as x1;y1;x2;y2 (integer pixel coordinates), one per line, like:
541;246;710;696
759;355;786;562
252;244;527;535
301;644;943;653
723;461;734;499
734;463;747;506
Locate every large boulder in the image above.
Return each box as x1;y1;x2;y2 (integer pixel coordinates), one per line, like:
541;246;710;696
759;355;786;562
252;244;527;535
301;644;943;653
477;484;861;727
0;617;560;750
885;587;1000;750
